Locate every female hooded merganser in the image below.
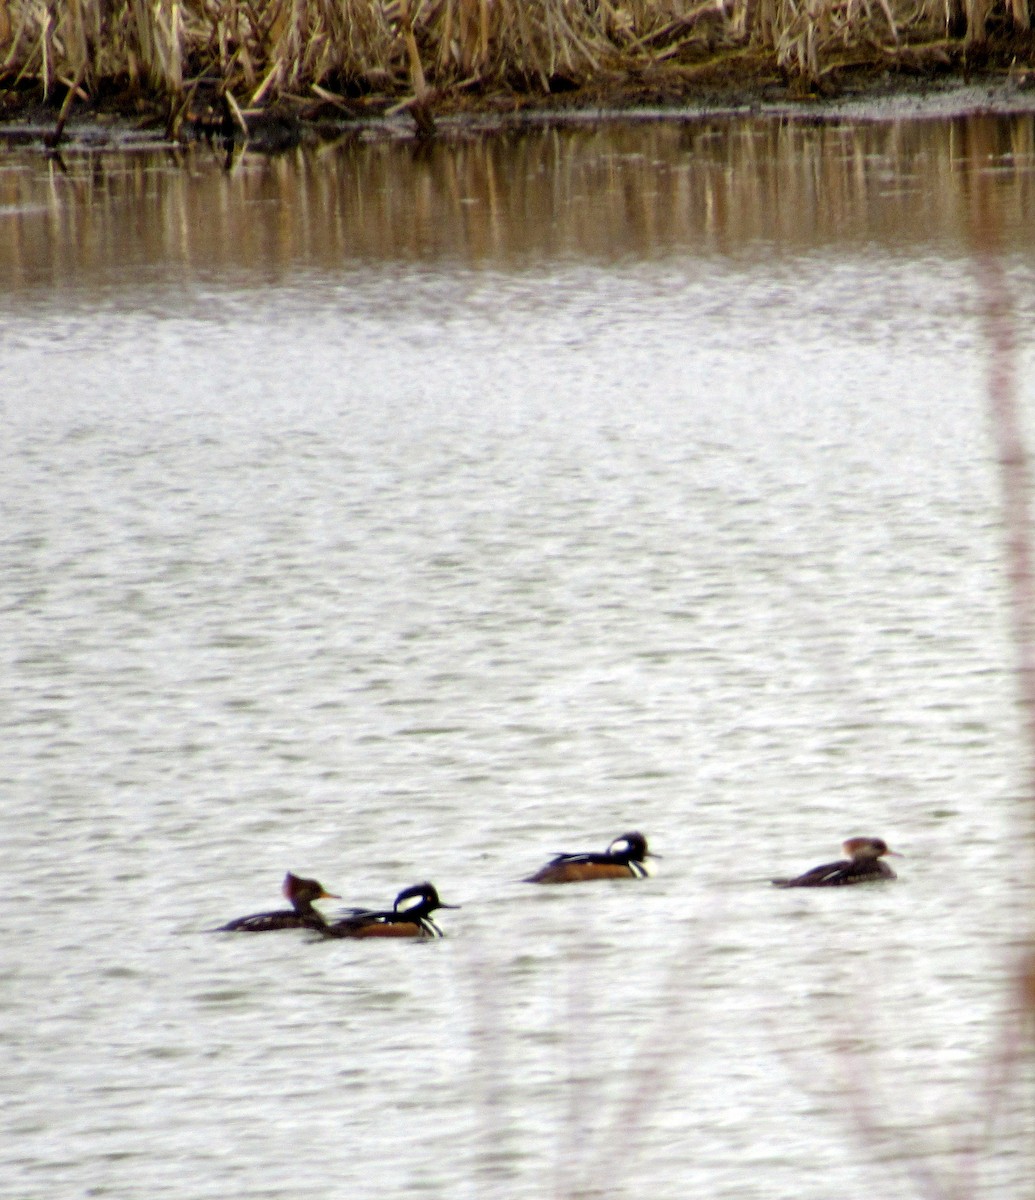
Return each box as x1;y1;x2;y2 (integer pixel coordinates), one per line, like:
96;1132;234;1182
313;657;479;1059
772;837;901;888
523;831;656;884
217;872;341;932
320;882;459;939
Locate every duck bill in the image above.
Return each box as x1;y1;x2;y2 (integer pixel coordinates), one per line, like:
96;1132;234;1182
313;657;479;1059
319;890;342;899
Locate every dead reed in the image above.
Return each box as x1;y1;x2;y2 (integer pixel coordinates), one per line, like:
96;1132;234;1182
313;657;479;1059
0;0;1031;117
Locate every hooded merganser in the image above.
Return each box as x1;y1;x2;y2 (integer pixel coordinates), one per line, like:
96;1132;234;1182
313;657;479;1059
216;872;341;932
320;882;459;939
523;831;656;884
772;837;901;888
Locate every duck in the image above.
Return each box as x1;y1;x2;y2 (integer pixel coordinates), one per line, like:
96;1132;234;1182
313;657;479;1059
772;837;901;887
320;882;459;939
523;831;656;884
217;872;341;931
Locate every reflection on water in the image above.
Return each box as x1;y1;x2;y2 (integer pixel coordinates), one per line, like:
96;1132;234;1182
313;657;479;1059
1;113;1035;288
0;113;1034;1200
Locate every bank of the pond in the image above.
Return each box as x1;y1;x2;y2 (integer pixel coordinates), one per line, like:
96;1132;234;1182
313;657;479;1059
2;45;1035;153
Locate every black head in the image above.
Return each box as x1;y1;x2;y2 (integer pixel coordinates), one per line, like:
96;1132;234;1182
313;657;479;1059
607;832;653;862
393;881;460;916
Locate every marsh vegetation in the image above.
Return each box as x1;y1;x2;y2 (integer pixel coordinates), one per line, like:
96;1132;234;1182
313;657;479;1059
2;0;1035;139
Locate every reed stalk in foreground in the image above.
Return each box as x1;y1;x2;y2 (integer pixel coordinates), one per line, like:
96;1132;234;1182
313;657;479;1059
0;0;1032;117
973;173;1035;1163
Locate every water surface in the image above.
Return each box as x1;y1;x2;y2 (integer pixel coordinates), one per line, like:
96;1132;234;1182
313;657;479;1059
1;113;1034;1200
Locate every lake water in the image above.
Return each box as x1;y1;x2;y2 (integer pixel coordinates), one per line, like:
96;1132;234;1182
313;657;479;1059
1;112;1034;1200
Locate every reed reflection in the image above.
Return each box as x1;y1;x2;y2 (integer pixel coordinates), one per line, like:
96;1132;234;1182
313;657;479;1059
1;113;1034;290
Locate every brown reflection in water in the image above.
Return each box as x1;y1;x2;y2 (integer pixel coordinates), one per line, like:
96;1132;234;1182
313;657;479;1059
1;115;1034;290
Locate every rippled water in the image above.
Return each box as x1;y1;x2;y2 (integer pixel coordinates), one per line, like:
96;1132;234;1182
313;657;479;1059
1;114;1034;1200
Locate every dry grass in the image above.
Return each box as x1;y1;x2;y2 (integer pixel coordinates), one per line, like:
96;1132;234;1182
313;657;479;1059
0;0;1032;114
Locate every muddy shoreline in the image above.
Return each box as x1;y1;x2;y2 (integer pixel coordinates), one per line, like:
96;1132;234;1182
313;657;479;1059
3;50;1035;154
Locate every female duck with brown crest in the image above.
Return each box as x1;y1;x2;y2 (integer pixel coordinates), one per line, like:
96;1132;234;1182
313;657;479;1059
523;831;656;884
320;882;459;939
217;872;341;931
772;837;901;888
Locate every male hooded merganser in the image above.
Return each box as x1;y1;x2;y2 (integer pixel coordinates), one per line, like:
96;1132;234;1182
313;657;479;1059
320;882;459;939
217;872;341;932
772;837;901;887
523;831;656;884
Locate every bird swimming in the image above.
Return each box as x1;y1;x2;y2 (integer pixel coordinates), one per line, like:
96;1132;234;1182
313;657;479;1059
523;831;656;884
772;837;901;887
320;882;459;939
216;872;341;931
